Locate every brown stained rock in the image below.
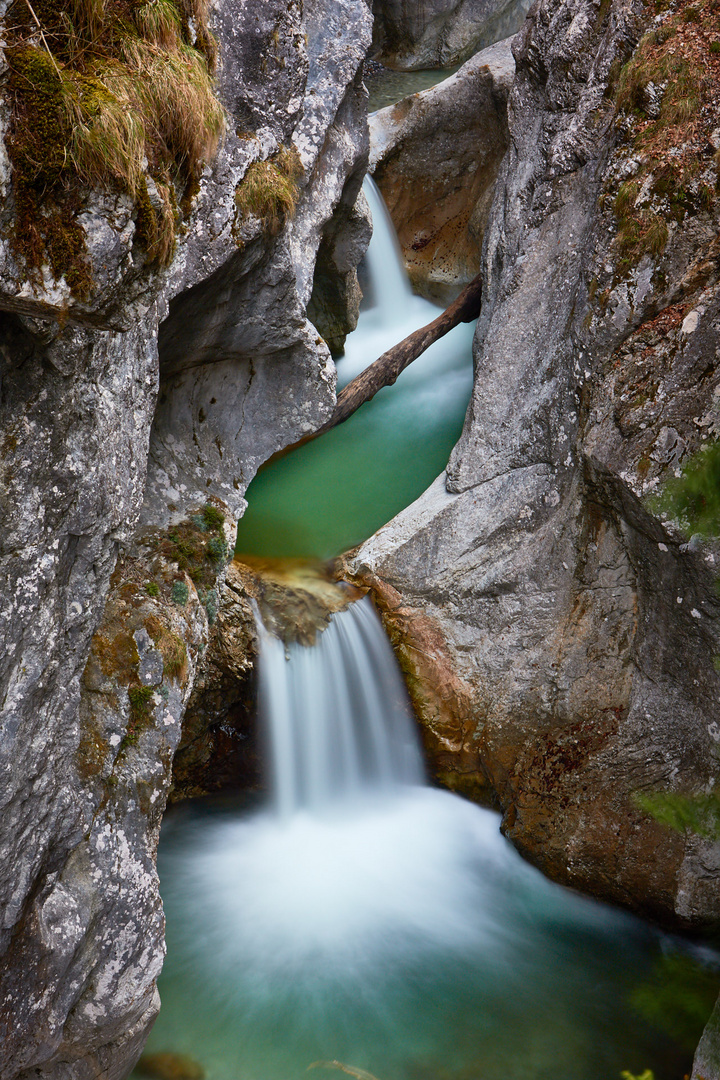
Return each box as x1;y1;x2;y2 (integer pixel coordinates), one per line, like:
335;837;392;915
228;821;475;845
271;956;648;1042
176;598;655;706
370;39;514;304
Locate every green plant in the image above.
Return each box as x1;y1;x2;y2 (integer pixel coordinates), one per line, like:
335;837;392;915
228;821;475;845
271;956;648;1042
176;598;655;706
171;580;189;605
202;503;225;529
235;144;303;234
651;439;720;537
145;581;160;597
125;683;155;746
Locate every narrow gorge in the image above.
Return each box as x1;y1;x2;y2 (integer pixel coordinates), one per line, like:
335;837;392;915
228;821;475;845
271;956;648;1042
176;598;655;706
0;0;718;1077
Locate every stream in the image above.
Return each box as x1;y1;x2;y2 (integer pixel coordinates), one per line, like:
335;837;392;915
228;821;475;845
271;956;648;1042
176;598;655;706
133;181;718;1080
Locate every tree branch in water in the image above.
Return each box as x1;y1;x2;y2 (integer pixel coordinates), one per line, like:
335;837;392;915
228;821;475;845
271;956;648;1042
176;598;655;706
274;271;482;460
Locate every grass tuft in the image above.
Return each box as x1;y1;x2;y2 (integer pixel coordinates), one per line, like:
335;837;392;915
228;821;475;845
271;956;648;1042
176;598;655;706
235;144;303;235
5;0;224;293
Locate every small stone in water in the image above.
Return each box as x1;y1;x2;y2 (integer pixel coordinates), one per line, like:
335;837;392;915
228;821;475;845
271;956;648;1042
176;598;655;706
135;1052;205;1080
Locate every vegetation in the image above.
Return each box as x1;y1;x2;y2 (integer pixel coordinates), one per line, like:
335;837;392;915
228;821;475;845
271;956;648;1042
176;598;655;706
5;0;224;296
634;786;720;840
156;503;227;590
234;144;303;235
171;579;189;605
651;438;720;538
609;0;720;269
125;683;155;745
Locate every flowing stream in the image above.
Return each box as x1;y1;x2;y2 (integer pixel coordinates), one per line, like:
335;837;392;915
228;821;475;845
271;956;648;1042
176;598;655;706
137;598;712;1080
233;179;475;561
135;183;718;1080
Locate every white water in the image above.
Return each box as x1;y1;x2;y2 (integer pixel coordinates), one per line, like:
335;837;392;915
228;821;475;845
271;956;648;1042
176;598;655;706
257;597;424;816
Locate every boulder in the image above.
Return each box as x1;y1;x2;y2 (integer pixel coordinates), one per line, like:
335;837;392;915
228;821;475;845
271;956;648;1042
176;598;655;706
371;0;532;70
370;38;514;303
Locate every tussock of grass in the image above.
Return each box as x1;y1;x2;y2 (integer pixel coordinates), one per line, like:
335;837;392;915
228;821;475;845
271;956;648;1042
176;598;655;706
235;145;303;235
5;0;224;294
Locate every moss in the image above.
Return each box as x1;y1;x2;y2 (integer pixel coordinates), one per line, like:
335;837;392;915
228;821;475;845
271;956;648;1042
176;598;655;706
650;438;720;537
5;0;223;296
171;579;190;605
145;581;160;596
234;144;303;236
160;506;228;589
124;683;155;746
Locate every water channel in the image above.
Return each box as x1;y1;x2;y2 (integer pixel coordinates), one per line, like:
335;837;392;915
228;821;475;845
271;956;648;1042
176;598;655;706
133;178;718;1080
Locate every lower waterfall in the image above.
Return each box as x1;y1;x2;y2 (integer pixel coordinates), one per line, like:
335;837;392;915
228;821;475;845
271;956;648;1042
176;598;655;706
135;599;706;1080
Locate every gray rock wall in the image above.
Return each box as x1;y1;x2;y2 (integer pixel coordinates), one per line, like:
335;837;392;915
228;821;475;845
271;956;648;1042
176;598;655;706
371;0;532;69
369;38;514;303
351;0;720;928
0;0;372;1075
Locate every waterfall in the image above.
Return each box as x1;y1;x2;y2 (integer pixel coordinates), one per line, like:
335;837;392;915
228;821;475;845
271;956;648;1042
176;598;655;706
256;597;424;817
360;177;414;317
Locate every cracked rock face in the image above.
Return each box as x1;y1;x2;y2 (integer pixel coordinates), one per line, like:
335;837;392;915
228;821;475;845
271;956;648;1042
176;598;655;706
0;0;372;1075
350;0;720;929
371;0;533;69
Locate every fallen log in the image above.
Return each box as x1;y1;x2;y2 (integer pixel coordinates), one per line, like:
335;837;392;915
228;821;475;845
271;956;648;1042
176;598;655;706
274;270;482;460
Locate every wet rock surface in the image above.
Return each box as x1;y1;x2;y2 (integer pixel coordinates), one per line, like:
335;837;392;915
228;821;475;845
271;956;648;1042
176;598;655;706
370;38;514;303
350;0;720;929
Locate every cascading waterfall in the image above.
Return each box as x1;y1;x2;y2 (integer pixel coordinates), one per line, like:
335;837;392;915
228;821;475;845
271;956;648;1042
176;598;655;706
256;596;424;816
135;181;714;1080
139;598;708;1080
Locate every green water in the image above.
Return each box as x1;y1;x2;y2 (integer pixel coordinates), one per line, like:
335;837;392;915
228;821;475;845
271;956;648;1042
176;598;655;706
233;326;474;561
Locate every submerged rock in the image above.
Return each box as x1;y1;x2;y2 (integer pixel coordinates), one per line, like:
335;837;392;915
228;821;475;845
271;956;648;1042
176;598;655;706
370;38;514;303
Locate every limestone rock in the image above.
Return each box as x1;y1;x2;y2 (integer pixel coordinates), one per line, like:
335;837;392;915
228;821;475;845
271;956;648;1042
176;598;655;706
370;38;514;303
0;0;372;1075
371;0;532;69
350;0;720;928
693;992;720;1080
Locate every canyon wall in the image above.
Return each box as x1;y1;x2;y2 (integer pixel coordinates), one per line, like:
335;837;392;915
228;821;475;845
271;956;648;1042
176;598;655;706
0;0;372;1075
350;0;720;929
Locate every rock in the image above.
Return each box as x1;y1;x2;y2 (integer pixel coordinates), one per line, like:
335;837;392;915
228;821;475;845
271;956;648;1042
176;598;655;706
693;992;720;1080
349;0;720;928
371;0;533;69
136;1052;205;1080
370;38;514;303
0;0;373;1075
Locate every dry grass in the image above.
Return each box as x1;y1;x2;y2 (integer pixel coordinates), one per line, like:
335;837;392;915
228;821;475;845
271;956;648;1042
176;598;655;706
235;145;303;235
5;0;224;290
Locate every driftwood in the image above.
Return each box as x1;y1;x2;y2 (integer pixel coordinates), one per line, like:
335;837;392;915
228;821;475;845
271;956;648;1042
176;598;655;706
275;271;482;459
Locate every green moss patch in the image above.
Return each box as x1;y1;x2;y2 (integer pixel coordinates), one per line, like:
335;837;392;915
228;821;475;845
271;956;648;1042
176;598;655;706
157;503;227;590
5;0;224;296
